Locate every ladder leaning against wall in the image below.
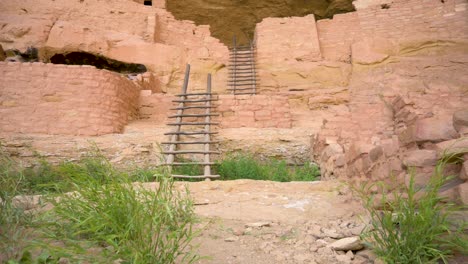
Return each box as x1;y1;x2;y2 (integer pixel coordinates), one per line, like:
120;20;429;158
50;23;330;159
161;64;220;179
228;36;258;95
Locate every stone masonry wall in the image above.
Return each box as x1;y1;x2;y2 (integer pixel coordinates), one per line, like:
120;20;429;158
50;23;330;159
0;62;139;136
316;12;362;62
255;0;467;92
315;0;468;62
256;15;322;64
137;93;292;128
218;95;292;129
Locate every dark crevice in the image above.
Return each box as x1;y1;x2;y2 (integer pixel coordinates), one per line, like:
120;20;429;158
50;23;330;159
49;52;147;74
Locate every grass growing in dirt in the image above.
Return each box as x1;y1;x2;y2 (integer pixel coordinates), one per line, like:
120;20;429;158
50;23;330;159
215;153;320;182
355;154;468;264
0;148;199;264
0;149;33;262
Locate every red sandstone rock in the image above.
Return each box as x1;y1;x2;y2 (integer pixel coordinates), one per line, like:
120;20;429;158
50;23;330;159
457;182;468;205
461;160;468;180
368;146;383;162
435;138;468;156
412;117;459;143
403;149;437;167
351;40;389;65
453;109;468;133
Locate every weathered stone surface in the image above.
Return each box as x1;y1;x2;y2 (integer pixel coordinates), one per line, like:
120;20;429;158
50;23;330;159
322;143;344;160
328;236;364;251
413;117;459;143
453;110;468;133
458;182;468;205
403;150;437;167
0;44;5;61
436;138;468;156
369;146;383;162
352;40;389;65
461;161;468;180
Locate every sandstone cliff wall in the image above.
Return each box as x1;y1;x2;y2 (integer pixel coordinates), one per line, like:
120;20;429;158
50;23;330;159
255;0;468;92
0;0;228;94
0;62;139;136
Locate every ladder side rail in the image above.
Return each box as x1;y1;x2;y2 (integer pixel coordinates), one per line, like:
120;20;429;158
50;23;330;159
204;74;213;177
166;64;191;168
250;41;257;94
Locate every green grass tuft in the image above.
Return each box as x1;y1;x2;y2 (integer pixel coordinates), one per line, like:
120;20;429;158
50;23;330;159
355;153;468;264
0;146;199;263
214;153;320;182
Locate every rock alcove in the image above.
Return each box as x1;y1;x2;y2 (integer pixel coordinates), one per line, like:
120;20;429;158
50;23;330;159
49;52;147;74
166;0;355;46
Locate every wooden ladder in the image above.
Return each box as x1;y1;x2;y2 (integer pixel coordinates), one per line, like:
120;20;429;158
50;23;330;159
228;36;258;95
161;64;220;179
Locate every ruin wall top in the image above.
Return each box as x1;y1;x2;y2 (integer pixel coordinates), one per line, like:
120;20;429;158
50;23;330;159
0;62;140;136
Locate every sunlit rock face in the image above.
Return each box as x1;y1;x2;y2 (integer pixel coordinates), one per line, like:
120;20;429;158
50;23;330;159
166;0;354;46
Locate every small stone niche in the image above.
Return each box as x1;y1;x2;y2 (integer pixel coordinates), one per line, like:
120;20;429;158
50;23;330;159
144;0;152;6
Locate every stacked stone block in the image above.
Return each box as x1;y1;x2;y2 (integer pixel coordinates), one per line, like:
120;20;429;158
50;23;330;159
0;62;139;136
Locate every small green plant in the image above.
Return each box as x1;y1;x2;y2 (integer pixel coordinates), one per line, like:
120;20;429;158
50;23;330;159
1;146;200;263
214;153;320;182
37;169;199;263
356;155;467;264
0;148;33;263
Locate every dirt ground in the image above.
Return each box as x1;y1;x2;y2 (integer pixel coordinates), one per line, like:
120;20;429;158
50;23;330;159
170;179;372;264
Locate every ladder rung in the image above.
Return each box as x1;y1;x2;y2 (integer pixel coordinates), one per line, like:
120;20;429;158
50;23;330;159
229;59;253;62
228;84;256;87
172;99;218;103
227;87;256;91
229;62;254;65
233;92;256;95
161;141;220;144
168;114;219;118
227;79;258;82
228;74;256;77
170;106;217;110
228;66;253;71
175;92;218;96
162;151;220;154
230;50;253;53
171;174;221;179
161;162;215;166
166;122;219;126
229;69;254;75
164;131;218;135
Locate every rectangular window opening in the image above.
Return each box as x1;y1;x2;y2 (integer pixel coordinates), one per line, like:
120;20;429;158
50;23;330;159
144;0;152;6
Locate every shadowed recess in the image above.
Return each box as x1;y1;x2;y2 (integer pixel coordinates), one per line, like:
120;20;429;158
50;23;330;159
49;52;147;74
166;0;355;46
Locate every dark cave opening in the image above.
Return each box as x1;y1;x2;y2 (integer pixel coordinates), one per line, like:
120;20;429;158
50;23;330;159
166;0;355;46
49;52;147;74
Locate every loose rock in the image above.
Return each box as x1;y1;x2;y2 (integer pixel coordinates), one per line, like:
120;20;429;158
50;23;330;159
329;236;364;251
